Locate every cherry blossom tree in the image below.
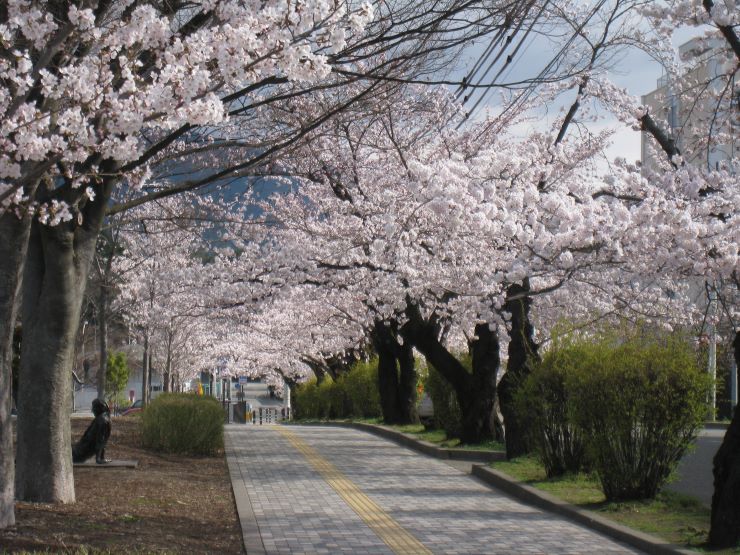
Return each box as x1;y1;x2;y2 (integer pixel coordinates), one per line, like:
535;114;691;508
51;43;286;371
636;1;738;546
570;0;738;543
244;83;644;441
0;0;524;518
0;0;373;512
246;0;730;446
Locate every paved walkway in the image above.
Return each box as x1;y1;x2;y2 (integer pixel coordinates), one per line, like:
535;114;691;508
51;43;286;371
667;427;725;506
225;424;643;554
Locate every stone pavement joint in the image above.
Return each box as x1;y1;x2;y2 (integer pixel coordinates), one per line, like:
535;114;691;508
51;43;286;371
225;431;266;555
276;426;432;555
226;424;643;554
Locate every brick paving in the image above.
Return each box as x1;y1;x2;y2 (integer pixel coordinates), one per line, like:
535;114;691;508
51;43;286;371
225;424;643;554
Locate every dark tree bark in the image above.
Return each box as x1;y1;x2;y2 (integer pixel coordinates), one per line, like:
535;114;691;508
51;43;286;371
326;351;361;381
96;284;108;399
376;348;401;423
371;321;416;425
302;357;328;385
710;331;740;548
0;208;34;528
498;280;540;459
147;351;153;401
141;332;149;406
403;303;499;443
163;331;172;393
397;337;419;424
467;323;503;442
17;222;89;501
15;179;112;503
93;229;119;400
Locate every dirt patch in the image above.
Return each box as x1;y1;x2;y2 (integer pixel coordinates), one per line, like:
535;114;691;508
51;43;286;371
1;417;244;554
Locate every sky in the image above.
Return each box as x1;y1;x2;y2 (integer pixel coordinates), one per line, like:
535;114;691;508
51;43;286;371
448;17;707;166
600;27;708;162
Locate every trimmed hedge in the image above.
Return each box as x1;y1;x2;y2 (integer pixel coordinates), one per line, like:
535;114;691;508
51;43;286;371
294;358;381;420
141;393;224;456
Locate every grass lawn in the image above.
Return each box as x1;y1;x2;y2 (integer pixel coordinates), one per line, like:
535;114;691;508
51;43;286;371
491;456;740;553
294;417;504;451
379;423;505;451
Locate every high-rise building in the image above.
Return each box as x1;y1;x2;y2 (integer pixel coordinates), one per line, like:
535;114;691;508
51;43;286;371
641;37;737;174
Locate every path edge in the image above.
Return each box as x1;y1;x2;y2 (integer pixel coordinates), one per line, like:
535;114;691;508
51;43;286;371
301;421;506;462
470;464;698;555
225;427;266;555
299;421;698;555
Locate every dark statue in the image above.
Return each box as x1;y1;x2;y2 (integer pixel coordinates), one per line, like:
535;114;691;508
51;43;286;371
72;398;112;464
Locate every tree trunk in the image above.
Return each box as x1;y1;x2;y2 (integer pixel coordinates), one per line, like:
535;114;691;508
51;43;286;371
710;331;740;548
96;285;108;399
141;332;149;405
0;208;33;528
16;222;91;501
163;331;172;393
372;320;420;425
458;323;500;444
498;280;539;459
16;179;111;503
373;322;401;424
397;338;419;425
403;304;498;443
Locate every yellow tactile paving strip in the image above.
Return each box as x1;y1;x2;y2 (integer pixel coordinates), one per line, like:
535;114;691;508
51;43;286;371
277;426;433;555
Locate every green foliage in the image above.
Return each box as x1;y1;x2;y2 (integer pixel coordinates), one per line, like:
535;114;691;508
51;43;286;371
566;325;710;501
342;358;382;417
293;377;321;419
425;364;462;438
492;456;712;548
141;393;224;456
105;351;130;399
516;334;589;478
294;359;381;420
319;378;347;419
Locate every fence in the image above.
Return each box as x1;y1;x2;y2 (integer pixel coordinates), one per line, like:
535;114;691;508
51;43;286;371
223;401;290;424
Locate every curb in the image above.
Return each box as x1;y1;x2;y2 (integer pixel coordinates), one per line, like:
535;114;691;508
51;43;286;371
299;421;698;554
224;428;266;555
471;465;698;555
704;422;729;430
313;421;506;463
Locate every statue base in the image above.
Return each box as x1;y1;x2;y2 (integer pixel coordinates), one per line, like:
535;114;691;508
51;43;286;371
73;459;138;468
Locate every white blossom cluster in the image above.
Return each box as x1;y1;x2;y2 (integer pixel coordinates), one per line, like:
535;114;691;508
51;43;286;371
0;0;374;218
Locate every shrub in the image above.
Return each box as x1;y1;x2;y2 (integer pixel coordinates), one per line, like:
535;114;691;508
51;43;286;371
294;378;321;419
141;393;224;456
516;335;589;478
293;359;382;420
425;364;462;438
105;351;130;400
568;326;710;501
319;378;347;419
343;359;381;418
